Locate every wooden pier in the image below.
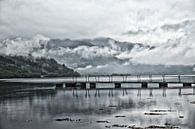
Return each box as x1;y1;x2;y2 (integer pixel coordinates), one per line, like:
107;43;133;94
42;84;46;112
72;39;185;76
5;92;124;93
1;74;195;90
54;74;195;90
1;74;195;97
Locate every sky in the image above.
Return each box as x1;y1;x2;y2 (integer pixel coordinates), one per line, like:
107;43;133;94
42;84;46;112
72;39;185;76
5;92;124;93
0;0;195;73
0;0;194;44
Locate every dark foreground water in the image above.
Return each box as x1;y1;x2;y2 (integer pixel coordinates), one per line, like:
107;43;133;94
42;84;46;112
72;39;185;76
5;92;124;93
0;85;195;129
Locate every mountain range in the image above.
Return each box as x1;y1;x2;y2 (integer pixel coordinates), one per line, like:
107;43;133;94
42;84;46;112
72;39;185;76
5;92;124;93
0;35;194;75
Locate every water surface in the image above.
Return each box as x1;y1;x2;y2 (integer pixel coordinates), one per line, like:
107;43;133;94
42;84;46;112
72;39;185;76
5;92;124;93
0;84;195;129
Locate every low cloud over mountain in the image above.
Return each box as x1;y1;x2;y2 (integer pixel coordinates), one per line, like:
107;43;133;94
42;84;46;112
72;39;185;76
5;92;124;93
0;35;194;75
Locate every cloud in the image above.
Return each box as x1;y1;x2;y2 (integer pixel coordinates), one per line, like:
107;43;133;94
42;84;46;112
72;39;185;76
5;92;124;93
0;0;130;40
160;19;193;31
0;0;195;74
0;0;194;44
0;35;49;56
124;18;195;45
129;36;195;65
125;19;195;35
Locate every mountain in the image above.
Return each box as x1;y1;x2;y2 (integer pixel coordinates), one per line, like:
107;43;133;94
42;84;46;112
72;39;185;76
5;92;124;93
0;35;153;71
0;35;194;75
0;55;80;78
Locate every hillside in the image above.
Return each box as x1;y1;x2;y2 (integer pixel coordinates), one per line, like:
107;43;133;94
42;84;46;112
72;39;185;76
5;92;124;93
0;55;80;78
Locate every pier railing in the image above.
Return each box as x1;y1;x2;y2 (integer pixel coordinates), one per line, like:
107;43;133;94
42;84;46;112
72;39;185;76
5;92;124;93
68;74;195;83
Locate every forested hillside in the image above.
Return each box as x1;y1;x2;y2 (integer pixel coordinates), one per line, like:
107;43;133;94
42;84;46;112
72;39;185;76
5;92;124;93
0;55;80;78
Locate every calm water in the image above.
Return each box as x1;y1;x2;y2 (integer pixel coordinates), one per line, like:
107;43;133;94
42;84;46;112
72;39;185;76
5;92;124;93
0;84;195;129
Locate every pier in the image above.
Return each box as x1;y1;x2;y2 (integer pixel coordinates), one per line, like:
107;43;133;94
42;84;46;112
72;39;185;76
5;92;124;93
1;74;195;90
1;74;195;97
52;74;195;90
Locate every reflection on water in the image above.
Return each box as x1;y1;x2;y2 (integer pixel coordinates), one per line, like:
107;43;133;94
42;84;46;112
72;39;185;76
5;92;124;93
0;85;195;129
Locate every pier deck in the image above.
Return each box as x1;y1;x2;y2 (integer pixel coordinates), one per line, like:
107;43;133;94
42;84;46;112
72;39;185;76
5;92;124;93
1;74;195;90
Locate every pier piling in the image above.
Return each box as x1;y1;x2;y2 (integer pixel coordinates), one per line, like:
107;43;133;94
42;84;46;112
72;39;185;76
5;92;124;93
85;89;90;98
137;89;141;97
149;89;153;97
178;88;182;96
163;88;166;97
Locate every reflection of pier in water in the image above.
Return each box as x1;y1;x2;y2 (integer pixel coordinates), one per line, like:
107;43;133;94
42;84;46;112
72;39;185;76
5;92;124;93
70;88;194;98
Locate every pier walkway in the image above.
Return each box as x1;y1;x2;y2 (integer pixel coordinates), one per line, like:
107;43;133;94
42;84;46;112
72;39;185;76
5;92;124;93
1;74;195;89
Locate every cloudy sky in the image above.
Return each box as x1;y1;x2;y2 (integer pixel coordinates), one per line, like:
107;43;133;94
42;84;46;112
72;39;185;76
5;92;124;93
0;0;195;74
0;0;194;43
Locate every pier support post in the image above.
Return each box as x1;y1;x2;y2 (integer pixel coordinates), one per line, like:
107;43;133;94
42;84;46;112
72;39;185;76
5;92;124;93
85;76;87;82
122;76;127;82
95;89;97;97
72;88;78;97
163;88;166;97
149;75;152;82
149;89;153;97
137;75;141;82
109;76;113;82
162;75;165;82
178;88;182;96
88;76;90;82
85;76;90;82
125;88;128;95
85;89;90;98
76;89;78;97
85;89;87;97
109;89;113;97
137;89;141;97
178;75;181;83
95;89;100;97
122;88;128;96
